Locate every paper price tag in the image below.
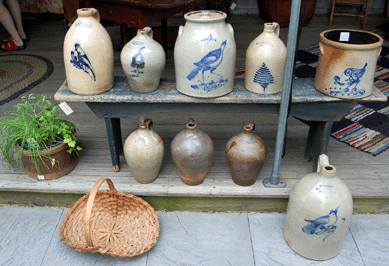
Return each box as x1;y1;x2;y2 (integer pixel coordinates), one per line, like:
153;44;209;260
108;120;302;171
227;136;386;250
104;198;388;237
339;32;350;42
59;102;74;115
38;175;45;180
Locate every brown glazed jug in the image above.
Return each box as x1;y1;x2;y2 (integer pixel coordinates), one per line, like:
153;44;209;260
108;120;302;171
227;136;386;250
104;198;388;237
225;122;267;186
123;118;164;184
171;119;214;185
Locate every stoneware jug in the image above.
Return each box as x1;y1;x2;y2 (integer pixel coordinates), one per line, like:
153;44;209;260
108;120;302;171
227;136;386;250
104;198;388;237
174;10;236;98
244;22;287;94
315;29;383;99
63;8;114;95
121;27;166;93
284;154;353;261
123;117;164;184
225;122;267;186
171;118;214;185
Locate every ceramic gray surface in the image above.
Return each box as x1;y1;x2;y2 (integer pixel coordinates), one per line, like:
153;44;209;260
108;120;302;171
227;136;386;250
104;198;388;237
0;206;388;265
147;212;254;266
348;214;389;266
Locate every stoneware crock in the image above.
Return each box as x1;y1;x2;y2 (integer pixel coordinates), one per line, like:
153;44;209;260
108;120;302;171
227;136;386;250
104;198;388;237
174;10;236;98
315;29;383;99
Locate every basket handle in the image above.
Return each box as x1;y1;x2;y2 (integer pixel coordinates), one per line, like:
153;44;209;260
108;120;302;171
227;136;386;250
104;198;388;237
84;178;117;248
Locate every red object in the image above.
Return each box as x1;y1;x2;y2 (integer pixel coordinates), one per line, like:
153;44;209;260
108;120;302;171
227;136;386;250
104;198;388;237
1;39;25;51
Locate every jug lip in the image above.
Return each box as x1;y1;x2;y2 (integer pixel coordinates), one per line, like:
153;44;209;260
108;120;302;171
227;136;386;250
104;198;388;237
184;10;227;23
77;8;95;17
321;165;336;174
320;29;383;51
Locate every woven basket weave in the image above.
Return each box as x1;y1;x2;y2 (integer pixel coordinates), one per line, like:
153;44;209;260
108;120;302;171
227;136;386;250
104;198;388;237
60;178;160;257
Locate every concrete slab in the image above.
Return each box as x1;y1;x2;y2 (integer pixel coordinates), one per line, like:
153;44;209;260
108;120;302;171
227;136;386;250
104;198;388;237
147;212;255;266
248;213;364;266
0;206;62;266
349;214;389;266
1;206;389;266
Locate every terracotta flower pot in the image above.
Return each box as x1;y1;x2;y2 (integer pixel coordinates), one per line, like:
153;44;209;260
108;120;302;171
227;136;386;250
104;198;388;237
15;141;79;180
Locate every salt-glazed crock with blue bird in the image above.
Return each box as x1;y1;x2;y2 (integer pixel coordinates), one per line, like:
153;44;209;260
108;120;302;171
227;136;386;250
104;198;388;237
315;29;383;99
284;154;353;261
63;8;114;95
174;10;236;98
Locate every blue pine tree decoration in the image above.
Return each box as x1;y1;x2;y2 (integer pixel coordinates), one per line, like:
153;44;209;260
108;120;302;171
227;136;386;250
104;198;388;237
253;63;274;91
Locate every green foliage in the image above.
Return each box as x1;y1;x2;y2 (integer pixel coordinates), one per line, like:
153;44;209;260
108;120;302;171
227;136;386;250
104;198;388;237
0;94;82;173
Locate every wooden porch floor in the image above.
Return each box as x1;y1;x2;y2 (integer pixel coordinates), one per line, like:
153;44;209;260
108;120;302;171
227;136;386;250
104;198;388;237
0;13;388;212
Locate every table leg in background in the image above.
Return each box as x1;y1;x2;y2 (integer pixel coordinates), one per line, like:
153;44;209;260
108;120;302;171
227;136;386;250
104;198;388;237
305;121;333;171
105;118;123;172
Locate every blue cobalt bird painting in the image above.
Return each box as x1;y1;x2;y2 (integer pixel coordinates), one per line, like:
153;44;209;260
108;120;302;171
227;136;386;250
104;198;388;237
186;40;229;92
201;34;217;43
302;206;346;241
70;43;96;81
327;63;367;97
130;47;146;76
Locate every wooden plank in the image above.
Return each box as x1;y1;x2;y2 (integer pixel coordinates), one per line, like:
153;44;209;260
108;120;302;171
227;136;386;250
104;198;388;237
54;77;387;104
1;193;388;213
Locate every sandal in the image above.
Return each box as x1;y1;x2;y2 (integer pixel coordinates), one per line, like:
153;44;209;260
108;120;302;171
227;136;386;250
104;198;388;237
3;37;29;43
1;39;26;51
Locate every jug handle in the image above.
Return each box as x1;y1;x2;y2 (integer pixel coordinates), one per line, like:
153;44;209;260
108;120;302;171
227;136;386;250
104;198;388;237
144;118;153;130
273;22;280;37
317;154;330;173
143;27;153;38
91;8;100;22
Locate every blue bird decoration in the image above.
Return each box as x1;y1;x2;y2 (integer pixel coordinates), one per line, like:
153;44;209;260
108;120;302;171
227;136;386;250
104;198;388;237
302;206;346;241
334;63;367;92
70;43;96;81
131;47;146;75
187;40;227;82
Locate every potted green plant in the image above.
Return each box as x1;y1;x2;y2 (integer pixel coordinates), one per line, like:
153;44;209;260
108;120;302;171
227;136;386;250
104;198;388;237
0;94;82;180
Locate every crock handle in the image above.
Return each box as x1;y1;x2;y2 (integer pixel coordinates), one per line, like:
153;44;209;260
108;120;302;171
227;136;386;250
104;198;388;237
227;23;234;36
319;42;325;55
378;46;382;58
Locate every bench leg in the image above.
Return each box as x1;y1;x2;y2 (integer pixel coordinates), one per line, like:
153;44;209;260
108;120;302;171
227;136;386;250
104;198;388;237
105;118;123;172
305;121;333;171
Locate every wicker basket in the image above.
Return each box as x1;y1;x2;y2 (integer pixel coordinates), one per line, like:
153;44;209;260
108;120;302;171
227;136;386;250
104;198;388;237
60;178;160;257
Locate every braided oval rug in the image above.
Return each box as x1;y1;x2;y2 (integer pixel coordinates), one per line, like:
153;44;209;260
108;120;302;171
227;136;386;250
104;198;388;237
0;54;54;106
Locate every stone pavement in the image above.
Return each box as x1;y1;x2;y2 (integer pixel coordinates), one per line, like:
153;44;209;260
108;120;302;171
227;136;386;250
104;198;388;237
0;205;387;266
